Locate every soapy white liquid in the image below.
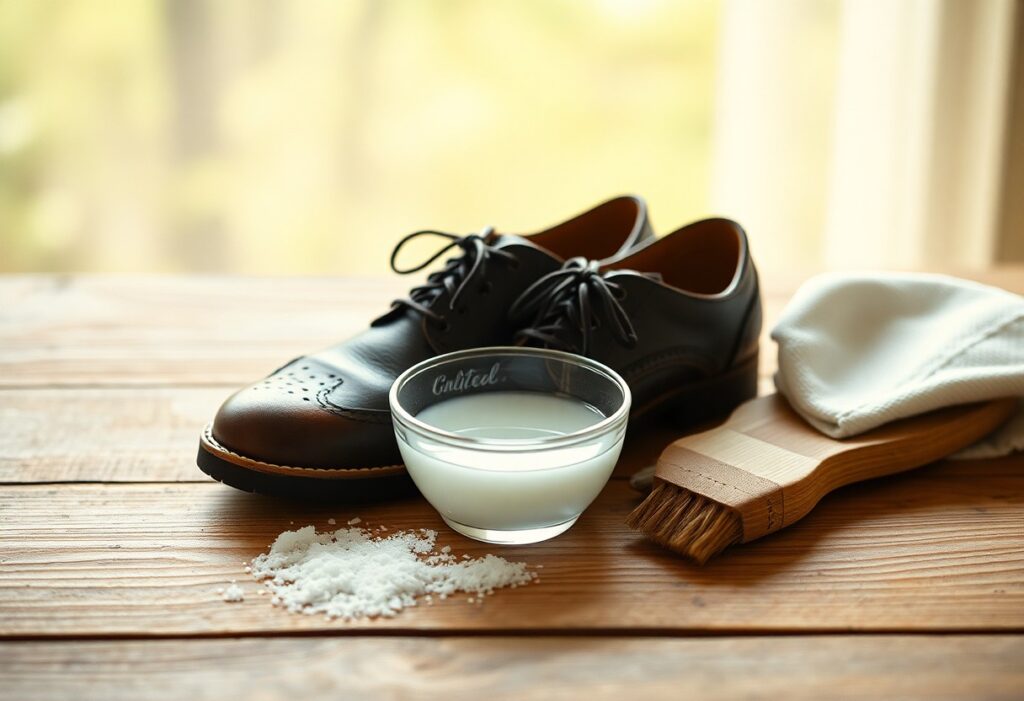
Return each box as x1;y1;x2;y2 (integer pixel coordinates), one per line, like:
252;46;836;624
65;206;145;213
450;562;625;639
416;391;604;442
398;391;625;535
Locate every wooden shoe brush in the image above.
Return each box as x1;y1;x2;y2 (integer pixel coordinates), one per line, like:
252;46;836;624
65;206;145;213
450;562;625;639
626;394;1017;563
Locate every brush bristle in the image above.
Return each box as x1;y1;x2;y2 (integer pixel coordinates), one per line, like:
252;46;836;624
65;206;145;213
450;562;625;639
625;482;742;564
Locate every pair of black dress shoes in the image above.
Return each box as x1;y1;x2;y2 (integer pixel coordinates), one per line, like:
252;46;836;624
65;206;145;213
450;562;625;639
197;196;762;498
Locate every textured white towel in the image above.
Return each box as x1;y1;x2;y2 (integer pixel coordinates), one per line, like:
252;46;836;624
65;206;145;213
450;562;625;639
771;272;1024;458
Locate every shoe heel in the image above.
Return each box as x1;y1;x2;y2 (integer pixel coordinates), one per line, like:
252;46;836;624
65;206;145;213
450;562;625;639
661;352;760;428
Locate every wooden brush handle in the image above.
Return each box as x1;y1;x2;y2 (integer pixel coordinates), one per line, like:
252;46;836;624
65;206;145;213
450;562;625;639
654;394;1017;543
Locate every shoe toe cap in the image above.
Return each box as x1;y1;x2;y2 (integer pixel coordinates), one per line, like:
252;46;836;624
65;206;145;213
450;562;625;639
210;369;400;470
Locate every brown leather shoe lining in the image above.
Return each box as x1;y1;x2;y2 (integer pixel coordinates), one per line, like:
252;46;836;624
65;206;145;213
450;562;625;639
529;197;641;261
612;219;741;295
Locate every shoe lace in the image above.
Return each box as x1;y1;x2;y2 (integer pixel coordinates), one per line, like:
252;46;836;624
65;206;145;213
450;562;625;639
383;227;519;329
509;257;638;355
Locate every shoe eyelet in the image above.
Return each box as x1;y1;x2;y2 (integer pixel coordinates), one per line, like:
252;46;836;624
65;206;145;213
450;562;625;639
508;257;521;270
479;281;493;294
456;306;468;315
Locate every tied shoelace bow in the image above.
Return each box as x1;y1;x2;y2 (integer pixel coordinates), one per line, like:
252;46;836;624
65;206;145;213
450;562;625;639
509;257;639;356
384;227;519;329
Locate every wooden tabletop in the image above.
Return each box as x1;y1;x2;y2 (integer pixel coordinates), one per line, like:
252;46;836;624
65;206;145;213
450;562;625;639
2;270;1023;700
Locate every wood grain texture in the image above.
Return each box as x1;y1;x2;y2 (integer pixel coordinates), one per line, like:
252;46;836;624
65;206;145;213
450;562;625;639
0;388;225;482
0;272;862;387
0;387;692;483
2;636;1022;701
2;456;1022;636
1;271;1023;697
0;275;406;387
3;271;1018;387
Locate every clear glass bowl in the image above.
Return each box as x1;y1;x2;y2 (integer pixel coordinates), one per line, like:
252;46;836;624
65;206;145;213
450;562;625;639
389;346;631;544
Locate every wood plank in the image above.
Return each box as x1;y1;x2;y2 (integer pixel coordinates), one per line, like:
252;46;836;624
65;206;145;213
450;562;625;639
0;388;224;483
2;457;1022;636
1;636;1021;701
9;270;1018;387
0;387;706;483
0;275;406;387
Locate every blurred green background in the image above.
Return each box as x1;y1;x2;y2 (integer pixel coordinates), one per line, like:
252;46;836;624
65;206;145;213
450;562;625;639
0;0;720;274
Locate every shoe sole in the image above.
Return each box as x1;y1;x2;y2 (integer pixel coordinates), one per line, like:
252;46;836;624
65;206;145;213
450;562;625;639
197;424;414;501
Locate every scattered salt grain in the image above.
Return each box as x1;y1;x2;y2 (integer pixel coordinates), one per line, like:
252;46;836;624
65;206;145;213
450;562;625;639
246;524;535;621
441;546;451;554
347;517;362;525
327;518;336;525
222;584;245;602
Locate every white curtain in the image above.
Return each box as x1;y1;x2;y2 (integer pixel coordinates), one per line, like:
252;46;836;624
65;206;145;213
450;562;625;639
710;0;1018;272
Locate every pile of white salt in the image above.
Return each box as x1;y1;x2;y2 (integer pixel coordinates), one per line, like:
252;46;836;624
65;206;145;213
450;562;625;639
222;583;245;602
245;523;537;620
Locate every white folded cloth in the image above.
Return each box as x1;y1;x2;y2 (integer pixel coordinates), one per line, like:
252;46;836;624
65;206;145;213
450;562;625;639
772;272;1024;458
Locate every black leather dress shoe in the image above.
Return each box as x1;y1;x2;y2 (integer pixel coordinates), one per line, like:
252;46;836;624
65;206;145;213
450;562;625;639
198;196;653;497
510;218;762;424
